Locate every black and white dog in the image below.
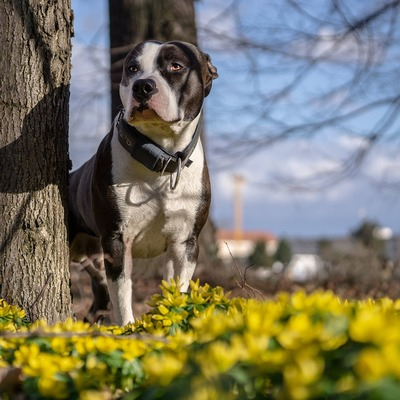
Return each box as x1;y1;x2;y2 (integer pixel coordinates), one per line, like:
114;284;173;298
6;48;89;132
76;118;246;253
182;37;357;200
69;41;218;325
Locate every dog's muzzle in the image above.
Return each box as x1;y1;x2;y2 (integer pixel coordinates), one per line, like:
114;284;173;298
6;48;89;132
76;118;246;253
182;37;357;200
132;79;158;102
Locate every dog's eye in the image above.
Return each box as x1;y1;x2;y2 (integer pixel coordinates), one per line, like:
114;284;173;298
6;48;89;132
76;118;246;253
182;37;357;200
128;65;139;73
170;63;183;72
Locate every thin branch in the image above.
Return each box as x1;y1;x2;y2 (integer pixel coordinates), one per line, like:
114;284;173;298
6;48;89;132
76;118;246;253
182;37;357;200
0;330;167;342
225;242;265;300
27;273;53;322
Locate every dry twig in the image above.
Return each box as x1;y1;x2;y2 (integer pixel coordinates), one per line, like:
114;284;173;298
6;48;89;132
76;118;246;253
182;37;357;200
224;242;265;300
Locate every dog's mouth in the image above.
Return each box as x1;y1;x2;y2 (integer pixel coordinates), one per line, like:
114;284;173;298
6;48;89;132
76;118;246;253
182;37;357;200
136;103;149;113
127;99;181;125
129;106;159;122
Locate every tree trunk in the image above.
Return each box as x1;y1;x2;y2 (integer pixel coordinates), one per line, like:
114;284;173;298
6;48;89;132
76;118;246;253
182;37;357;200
0;1;73;323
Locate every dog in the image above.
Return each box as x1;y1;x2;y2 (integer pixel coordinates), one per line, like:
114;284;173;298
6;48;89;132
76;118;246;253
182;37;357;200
69;41;218;325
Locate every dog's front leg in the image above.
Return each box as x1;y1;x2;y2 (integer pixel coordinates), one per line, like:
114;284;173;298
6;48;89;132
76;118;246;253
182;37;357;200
164;237;198;292
102;236;134;325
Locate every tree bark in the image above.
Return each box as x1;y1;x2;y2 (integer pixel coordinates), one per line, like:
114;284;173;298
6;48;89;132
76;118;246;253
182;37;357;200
0;1;73;323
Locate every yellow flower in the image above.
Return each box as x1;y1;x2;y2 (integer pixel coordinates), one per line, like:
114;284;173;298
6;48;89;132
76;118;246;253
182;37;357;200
393;299;400;311
355;347;388;381
160;279;182;296
159;292;188;308
24;355;57;377
167;330;196;349
94;336;119;354
73;337;96;355
236;332;271;362
245;301;283;336
283;347;324;399
336;374;356;393
189;279;201;292
57;355;83;373
75;354;108;387
14;344;82;379
210;286;229;304
8;286;400;399
319;329;348;351
289;348;324;384
142;351;186;386
0;337;16;353
0;299;26;321
349;309;387;344
58;318;92;333
383;343;400;378
0;299;27;332
13;343;38;364
51;337;71;354
103;324;125;335
191;310;242;342
119;338;148;360
278;313;317;349
79;390;112;400
189;291;209;306
0;359;10;368
134;314;155;332
195;341;240;378
190;378;232;400
158;304;169;316
289;290;308;310
151;309;188;329
38;375;69;399
13;344;47;376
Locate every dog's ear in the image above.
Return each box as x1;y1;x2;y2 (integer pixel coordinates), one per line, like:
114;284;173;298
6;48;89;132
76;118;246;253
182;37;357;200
202;52;218;97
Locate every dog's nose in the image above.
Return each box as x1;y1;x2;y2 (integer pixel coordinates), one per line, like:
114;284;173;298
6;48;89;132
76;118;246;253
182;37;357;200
132;79;157;102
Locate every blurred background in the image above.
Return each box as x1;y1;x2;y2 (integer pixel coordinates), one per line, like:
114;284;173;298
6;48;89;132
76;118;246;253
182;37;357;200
69;0;400;320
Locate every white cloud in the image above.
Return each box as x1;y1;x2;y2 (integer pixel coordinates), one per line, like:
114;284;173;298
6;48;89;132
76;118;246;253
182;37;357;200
293;26;383;64
196;0;239;51
210;133;400;236
364;149;400;182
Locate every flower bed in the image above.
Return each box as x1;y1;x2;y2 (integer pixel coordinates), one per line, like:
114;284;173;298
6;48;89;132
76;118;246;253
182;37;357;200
1;280;400;399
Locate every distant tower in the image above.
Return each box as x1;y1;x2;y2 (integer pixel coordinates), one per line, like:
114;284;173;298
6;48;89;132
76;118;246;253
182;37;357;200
233;175;245;240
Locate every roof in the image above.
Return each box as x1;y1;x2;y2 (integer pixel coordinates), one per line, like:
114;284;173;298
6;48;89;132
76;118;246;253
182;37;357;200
216;229;277;242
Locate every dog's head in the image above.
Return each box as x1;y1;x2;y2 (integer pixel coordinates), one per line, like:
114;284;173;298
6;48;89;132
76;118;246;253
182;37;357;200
119;41;218;129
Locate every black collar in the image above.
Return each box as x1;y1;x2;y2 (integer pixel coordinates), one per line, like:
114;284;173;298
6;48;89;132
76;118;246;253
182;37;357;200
116;111;202;175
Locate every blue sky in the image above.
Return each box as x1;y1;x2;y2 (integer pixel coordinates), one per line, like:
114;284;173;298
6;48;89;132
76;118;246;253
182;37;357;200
69;0;400;239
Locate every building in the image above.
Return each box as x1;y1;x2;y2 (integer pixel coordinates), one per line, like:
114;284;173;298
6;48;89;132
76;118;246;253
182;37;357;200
216;229;278;263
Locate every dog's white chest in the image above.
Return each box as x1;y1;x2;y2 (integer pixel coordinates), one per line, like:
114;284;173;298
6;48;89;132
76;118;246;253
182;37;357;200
110;131;204;259
113;181;167;257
